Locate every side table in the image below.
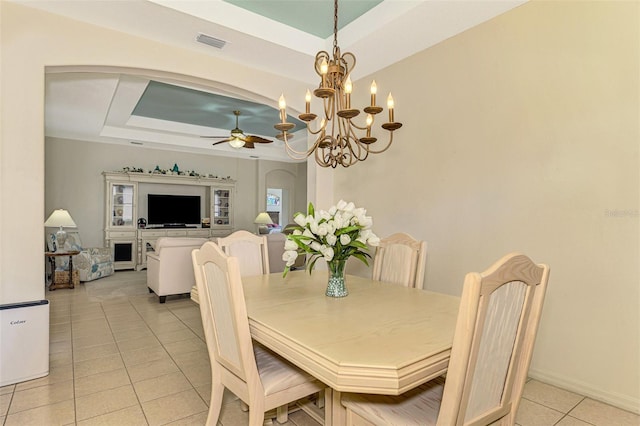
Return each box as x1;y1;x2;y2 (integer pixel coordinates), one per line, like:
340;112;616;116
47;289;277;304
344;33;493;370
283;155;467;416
45;251;80;290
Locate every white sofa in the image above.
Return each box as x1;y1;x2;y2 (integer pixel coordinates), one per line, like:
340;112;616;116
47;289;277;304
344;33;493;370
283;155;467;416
147;237;208;303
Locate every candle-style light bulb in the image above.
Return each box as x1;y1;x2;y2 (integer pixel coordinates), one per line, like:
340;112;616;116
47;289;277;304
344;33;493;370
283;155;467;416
320;58;328;87
344;76;352;109
387;93;395;122
366;113;373;127
370;80;377;107
305;89;311;114
279;94;287;123
345;77;353;94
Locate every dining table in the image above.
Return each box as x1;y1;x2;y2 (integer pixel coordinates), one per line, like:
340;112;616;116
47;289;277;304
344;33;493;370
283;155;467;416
242;269;461;425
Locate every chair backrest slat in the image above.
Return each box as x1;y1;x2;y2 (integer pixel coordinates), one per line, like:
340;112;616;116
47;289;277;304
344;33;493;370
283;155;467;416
372;232;427;288
218;230;270;276
464;280;527;420
192;242;259;385
203;261;243;374
437;253;550;426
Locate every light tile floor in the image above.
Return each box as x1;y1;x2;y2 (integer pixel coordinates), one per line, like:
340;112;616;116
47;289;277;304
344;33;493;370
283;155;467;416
1;271;638;426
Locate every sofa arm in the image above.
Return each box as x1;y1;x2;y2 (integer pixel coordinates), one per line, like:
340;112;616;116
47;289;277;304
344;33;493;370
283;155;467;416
74;251;91;271
146;252;161;293
74;247;114;282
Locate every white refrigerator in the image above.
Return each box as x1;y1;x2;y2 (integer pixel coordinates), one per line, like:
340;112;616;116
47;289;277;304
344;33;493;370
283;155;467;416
0;300;50;387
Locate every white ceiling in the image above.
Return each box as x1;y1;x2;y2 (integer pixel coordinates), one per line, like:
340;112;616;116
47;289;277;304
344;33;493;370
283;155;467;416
19;0;527;162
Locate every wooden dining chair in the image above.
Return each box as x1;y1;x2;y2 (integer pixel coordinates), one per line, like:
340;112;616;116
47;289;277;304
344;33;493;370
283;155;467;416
216;230;290;416
372;232;427;288
342;253;550;426
192;241;326;425
217;229;270;276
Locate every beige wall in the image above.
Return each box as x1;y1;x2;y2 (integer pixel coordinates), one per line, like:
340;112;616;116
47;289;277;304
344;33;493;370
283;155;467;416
334;1;639;412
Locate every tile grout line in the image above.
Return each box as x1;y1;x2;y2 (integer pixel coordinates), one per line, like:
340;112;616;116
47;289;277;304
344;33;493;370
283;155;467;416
99;297;150;425
59;290;138;424
70;300;78;425
131;295;211;423
102;294;202;423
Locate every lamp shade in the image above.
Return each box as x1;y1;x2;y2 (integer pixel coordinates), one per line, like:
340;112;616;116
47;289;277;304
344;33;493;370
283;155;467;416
229;137;245;149
44;209;77;228
254;212;273;225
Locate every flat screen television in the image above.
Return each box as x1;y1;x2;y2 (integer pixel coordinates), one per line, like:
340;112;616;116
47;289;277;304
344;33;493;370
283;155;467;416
147;194;201;226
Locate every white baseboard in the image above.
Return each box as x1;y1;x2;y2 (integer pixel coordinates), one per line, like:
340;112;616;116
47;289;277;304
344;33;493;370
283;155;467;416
528;368;640;414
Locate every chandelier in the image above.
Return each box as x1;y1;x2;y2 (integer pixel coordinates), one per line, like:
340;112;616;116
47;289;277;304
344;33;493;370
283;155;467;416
274;0;402;168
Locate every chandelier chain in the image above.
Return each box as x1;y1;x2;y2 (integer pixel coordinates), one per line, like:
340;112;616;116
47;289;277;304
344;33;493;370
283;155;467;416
333;0;339;51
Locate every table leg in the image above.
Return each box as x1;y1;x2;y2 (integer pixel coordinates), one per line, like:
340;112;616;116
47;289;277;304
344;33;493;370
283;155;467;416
48;257;56;291
324;388;346;426
68;254;75;289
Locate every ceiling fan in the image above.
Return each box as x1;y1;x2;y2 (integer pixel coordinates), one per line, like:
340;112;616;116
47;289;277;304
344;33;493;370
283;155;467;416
202;110;273;149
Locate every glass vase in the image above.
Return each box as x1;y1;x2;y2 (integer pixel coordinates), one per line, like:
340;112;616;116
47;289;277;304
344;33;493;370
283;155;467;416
326;259;348;297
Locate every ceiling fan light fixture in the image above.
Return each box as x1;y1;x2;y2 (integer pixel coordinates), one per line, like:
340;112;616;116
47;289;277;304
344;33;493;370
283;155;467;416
229;137;245;149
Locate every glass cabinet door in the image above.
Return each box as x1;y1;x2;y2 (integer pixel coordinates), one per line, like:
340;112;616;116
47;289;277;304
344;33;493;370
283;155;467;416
213;189;231;226
111;184;135;227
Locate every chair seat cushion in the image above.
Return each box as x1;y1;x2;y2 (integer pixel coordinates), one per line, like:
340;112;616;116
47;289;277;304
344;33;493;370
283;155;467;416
254;342;318;395
341;376;445;426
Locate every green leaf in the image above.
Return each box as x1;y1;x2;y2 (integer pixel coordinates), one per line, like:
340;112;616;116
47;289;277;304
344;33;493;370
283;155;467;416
352;252;370;266
307;256;321;274
335;225;360;236
287;234;320;251
349;240;368;250
308;202;315;217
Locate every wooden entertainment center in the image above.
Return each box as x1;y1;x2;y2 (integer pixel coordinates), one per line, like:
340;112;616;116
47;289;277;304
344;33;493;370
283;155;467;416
103;171;235;271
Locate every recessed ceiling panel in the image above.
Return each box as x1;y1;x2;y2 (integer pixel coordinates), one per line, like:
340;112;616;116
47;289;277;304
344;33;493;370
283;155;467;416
132;81;304;137
223;0;382;38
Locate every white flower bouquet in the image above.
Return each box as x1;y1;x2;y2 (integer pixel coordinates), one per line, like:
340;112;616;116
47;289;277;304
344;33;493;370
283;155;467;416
282;200;380;278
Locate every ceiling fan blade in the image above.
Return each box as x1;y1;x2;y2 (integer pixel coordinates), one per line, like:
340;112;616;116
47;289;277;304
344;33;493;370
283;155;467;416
245;135;273;144
203;111;265;149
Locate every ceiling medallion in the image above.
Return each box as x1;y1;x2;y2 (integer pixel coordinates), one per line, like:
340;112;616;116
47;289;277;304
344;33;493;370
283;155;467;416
275;0;402;168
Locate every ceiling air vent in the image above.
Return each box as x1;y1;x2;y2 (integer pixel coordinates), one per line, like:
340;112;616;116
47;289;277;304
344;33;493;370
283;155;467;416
196;33;227;49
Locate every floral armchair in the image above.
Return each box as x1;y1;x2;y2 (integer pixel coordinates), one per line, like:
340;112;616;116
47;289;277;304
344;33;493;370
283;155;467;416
46;231;114;282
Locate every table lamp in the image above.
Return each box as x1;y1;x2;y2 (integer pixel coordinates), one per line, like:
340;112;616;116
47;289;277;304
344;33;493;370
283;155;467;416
254;212;273;235
45;209;77;252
